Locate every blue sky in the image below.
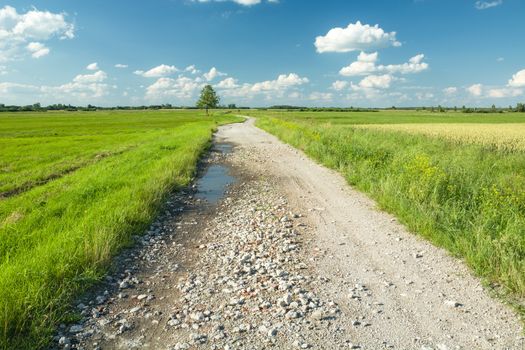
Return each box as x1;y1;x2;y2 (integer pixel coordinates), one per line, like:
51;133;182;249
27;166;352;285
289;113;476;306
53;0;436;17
0;0;524;107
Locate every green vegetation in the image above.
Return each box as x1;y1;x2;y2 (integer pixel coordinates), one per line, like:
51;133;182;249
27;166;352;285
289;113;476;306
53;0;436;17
245;109;525;125
196;85;220;115
248;110;525;303
0;110;241;349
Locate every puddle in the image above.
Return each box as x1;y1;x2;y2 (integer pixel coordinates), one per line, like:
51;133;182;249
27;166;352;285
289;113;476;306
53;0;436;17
195;143;235;205
212;143;233;154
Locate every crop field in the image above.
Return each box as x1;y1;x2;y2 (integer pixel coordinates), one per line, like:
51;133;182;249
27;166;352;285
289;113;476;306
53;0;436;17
0;110;241;348
249;110;525;302
355;123;525;151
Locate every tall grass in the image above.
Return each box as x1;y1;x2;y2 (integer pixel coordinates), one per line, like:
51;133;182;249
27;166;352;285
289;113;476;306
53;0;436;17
0;110;241;349
255;116;525;300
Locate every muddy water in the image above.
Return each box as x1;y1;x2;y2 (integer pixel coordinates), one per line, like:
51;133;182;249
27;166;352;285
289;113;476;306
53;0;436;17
194;143;235;204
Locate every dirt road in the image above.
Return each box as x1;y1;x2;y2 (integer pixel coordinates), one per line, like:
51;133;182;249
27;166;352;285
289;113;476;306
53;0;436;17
61;118;524;350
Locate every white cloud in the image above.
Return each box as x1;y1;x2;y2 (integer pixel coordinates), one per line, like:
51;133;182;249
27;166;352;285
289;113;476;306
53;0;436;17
145;76;203;100
185;65;199;74
315;21;400;53
487;87;522;98
216;73;309;101
415;92;435;101
86;62;99;71
72;70;107;84
26;42;49;58
250;73;309;92
357;74;394;89
215;77;239;89
508;69;525;88
193;0;276;6
443;86;458;95
339;52;428;77
381;54;428;74
475;0;503;10
0;70;110;102
134;64;178;78
0;6;74;62
309;92;333;101
467;83;483;96
339;51;378;76
331;80;348;91
203;67;226;81
115;64;128;68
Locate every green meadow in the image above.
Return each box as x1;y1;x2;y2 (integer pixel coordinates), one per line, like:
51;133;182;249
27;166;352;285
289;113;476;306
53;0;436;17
248;110;525;306
0;110;241;348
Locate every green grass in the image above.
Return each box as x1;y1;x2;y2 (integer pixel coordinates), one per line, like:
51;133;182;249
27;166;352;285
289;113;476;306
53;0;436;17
248;110;525;305
0;110;242;349
247;109;525;125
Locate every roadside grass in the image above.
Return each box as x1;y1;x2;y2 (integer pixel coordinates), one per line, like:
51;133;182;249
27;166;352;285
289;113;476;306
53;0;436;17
0;110;242;349
251;112;525;305
246;109;525;125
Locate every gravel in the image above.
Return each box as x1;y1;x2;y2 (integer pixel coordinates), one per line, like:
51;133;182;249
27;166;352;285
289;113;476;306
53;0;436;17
52;119;524;350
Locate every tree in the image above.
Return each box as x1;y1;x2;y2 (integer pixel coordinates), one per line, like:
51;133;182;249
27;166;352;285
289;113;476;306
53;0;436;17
196;85;220;115
516;103;525;113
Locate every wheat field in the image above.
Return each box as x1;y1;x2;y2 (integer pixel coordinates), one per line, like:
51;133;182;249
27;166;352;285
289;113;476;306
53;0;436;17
355;123;525;151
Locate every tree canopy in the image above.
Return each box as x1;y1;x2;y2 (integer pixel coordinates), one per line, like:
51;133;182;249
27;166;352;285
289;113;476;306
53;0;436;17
196;85;220;114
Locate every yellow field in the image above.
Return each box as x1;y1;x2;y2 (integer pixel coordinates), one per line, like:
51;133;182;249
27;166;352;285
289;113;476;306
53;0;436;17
355;123;525;151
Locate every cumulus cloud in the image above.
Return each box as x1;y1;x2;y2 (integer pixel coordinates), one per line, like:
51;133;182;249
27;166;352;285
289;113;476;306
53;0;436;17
467;83;483;96
443;86;458;95
26;42;49;58
185;65;199;74
192;0;277;6
487;87;522;98
339;51;378;76
331;80;348;91
49;71;109;98
315;21;400;53
356;74;394;89
145;76;203;100
339;52;428;77
508;69;525;88
203;67;226;81
309;92;333;101
134;64;179;78
0;69;110;103
250;73;308;92
86;62;99;71
215;77;239;89
475;0;503;10
0;5;74;62
114;63;128;68
215;73;309;101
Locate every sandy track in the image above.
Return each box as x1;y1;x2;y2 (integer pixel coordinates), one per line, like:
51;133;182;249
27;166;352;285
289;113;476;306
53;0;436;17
215;118;523;349
60;118;523;350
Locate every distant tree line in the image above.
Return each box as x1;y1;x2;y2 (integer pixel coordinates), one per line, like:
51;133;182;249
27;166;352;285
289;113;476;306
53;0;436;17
265;105;379;112
0;102;250;113
1;102;524;113
388;103;525;113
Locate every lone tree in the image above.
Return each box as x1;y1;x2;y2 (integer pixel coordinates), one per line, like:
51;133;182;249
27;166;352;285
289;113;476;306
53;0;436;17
197;85;220;115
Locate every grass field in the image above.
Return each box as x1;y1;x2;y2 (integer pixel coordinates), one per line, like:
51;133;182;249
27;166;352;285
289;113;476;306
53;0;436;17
247;110;525;305
0;110;241;349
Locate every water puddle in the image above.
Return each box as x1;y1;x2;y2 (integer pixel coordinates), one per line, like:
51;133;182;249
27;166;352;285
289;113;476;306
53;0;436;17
194;143;235;205
213;143;233;154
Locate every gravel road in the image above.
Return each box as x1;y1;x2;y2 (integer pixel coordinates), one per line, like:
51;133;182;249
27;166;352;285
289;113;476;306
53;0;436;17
56;118;524;350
